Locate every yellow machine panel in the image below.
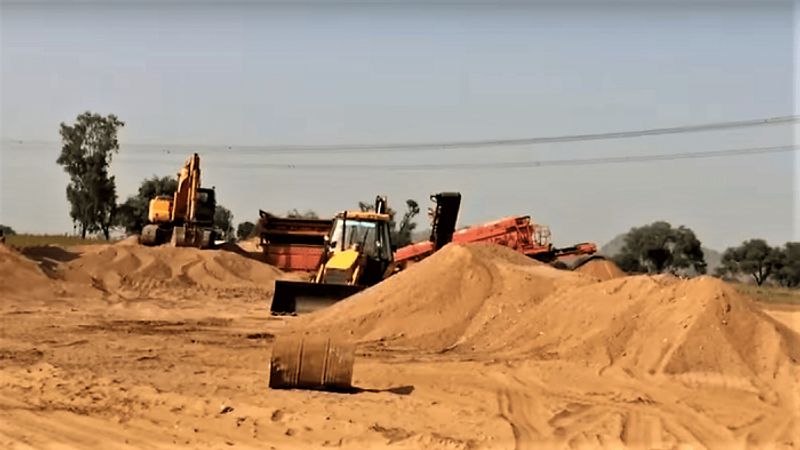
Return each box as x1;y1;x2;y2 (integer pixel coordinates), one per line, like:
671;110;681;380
147;197;173;223
324;249;360;271
340;211;390;222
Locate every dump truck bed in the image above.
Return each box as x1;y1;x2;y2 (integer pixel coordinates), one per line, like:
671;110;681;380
258;211;334;271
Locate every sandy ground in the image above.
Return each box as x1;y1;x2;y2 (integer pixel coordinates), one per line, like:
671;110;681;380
1;242;798;449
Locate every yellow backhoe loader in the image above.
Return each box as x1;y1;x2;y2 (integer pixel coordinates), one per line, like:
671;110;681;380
139;153;218;249
270;196;396;315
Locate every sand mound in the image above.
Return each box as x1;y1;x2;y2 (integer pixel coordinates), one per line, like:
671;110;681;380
235;237;262;253
290;243;800;383
574;256;626;280
478;275;800;380
291;243;592;351
0;244;55;298
114;235;141;246
61;243;283;293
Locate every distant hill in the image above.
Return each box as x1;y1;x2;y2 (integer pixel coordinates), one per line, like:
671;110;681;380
601;233;722;274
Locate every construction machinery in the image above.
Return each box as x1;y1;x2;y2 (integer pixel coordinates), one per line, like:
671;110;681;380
256;211;334;271
393;192;462;270
270;196;396;315
140;153;218;249
396;215;600;269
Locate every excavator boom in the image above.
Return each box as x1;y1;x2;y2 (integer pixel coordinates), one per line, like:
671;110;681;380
140;153;218;249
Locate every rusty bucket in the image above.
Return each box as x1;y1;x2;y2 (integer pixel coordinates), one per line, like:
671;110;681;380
269;335;355;392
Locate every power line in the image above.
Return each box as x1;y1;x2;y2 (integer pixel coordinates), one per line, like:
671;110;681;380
221;144;798;171
215;115;799;154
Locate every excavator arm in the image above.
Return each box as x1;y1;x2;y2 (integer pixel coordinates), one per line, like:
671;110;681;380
140;153;218;249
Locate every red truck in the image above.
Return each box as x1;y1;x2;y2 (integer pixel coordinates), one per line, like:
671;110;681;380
257;210;333;272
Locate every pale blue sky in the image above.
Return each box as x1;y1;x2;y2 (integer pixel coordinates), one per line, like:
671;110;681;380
0;1;796;250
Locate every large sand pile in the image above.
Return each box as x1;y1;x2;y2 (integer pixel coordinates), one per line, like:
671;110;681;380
2;240;799;448
59;242;283;293
292;243;800;382
0;243;56;299
290;243;587;351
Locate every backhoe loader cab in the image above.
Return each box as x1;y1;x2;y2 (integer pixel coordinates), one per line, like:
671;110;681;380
270;200;396;315
316;212;394;287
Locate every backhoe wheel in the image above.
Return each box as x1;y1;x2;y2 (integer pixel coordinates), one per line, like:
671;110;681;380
171;226;187;247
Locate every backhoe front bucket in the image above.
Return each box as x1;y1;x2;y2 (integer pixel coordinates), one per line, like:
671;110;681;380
270;280;366;315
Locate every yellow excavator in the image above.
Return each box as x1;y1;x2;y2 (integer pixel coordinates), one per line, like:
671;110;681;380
270;196;396;314
139;153;218;249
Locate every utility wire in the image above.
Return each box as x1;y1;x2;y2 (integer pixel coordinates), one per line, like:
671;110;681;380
208;115;799;154
220;144;798;171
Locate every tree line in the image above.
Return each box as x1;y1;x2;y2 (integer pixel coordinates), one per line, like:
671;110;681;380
612;221;799;287
717;240;799;287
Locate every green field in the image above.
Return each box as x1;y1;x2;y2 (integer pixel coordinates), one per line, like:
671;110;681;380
733;282;800;306
4;234;116;249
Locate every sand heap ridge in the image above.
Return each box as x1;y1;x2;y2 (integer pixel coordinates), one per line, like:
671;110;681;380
61;243;283;292
290;243;800;382
0;243;56;299
574;257;626;280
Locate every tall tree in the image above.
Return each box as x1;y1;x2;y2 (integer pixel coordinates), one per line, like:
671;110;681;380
394;199;420;247
613;221;706;274
773;242;800;288
56;112;124;239
237;221;256;240
116;175;178;234
717;239;781;286
0;225;15;236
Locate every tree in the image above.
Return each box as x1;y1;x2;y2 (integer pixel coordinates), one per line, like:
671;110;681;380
56;111;124;239
717;239;781;286
0;225;16;236
286;209;319;219
214;205;234;241
394;199;420;247
773;242;800;288
237;221;256;240
613;221;706;275
357;198;420;247
116;175;178;234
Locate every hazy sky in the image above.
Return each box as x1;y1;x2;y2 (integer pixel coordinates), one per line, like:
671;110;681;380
0;1;796;251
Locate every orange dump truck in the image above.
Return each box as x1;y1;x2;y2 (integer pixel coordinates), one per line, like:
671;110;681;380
257;210;333;271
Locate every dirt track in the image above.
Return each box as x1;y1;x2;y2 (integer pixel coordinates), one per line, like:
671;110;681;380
1;242;798;449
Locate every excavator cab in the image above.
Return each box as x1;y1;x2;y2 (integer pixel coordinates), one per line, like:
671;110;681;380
270;197;395;315
194;188;217;225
